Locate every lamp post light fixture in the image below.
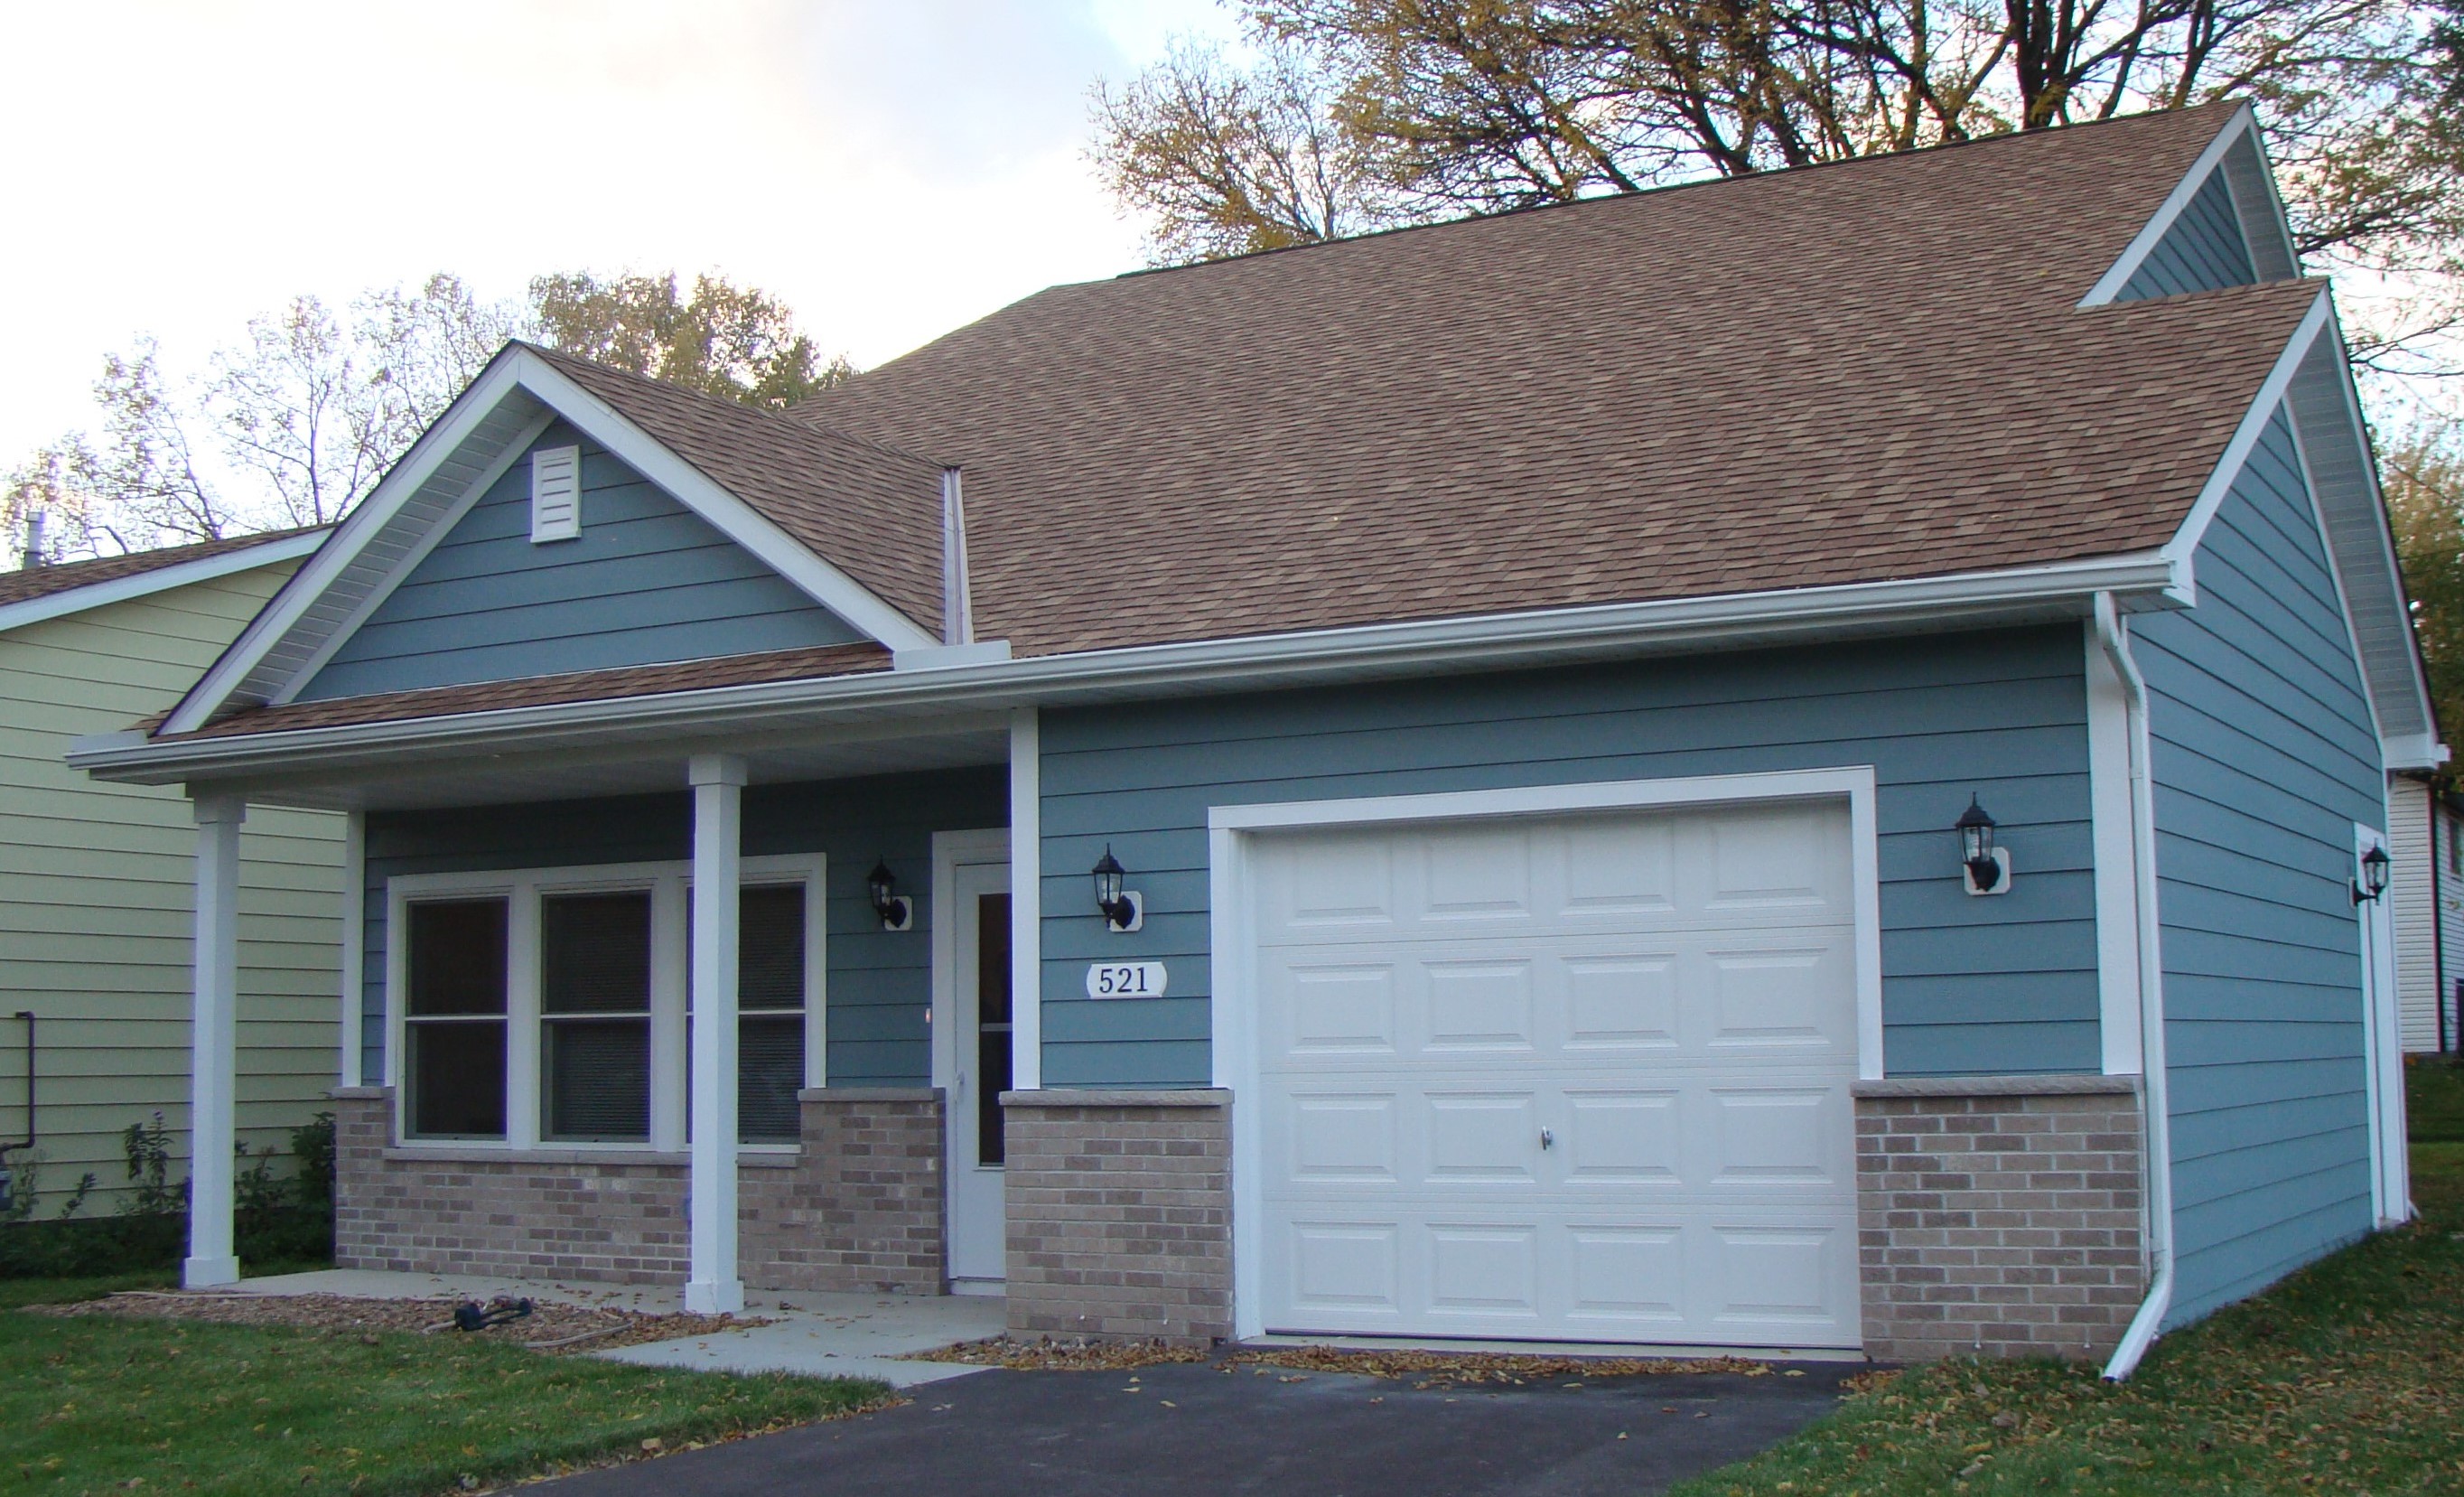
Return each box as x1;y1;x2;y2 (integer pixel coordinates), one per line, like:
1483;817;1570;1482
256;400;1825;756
1956;794;2011;896
866;858;913;931
2354;843;2391;905
1091;847;1143;932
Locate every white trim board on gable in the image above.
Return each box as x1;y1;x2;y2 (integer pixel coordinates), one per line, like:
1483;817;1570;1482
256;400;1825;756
2158;287;2441;768
162;346;937;735
2078;105;2298;307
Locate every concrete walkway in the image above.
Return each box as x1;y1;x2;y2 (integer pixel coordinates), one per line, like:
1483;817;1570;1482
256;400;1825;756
236;1269;1003;1387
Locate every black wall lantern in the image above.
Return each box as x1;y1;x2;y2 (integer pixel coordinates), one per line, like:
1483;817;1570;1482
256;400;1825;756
2354;843;2391;905
1956;794;2011;895
866;857;913;931
1092;846;1143;932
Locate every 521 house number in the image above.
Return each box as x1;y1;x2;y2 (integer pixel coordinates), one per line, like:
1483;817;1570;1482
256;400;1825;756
1085;960;1168;999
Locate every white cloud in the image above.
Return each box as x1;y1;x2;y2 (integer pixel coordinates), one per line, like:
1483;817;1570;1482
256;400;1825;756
0;0;1242;463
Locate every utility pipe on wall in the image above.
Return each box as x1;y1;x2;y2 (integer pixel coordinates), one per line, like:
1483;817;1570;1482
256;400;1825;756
2095;593;2176;1382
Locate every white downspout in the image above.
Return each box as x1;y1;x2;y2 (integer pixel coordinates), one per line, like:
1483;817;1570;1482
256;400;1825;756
2096;592;2175;1381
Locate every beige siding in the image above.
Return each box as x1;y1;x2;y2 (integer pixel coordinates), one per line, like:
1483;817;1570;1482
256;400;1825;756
0;561;341;1210
2390;775;2441;1053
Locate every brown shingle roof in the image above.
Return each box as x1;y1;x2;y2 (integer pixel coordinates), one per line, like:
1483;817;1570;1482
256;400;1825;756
173;641;891;739
798;100;2307;657
155;103;2311;743
0;527;323;612
527;345;947;633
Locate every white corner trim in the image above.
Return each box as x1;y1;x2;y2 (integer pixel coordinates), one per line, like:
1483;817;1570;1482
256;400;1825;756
2355;822;2410;1225
0;529;325;638
509;351;937;652
1008;709;1042;1092
2079;104;2260;308
269;409;557;707
2158;287;2334;587
2084;622;2144;1074
1208;766;1886;1341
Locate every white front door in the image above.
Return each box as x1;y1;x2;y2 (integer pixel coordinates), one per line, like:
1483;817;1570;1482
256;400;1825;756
1246;799;1862;1347
936;836;1012;1289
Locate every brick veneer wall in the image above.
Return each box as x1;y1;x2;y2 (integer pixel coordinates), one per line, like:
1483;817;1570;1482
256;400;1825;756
1853;1076;2146;1361
1002;1089;1231;1345
331;1085;944;1292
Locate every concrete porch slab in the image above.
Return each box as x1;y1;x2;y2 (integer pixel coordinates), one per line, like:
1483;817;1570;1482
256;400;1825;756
234;1269;1005;1388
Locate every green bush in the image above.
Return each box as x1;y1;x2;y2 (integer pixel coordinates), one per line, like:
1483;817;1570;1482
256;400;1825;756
0;1111;335;1279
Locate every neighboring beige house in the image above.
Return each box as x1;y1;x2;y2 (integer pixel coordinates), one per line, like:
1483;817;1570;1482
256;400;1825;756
0;529;341;1208
2388;772;2464;1053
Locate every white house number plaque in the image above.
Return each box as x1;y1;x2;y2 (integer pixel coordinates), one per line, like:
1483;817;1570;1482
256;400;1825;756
1085;960;1168;999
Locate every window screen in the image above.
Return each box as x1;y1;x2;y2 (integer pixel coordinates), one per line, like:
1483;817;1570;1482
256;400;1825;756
404;899;509;1138
541;891;652;1141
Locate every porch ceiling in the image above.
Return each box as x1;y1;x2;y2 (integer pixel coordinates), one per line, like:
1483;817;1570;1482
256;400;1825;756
218;718;1009;811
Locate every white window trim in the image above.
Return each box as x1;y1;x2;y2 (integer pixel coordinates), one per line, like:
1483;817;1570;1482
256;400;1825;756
385;853;827;1156
1206;765;1884;1344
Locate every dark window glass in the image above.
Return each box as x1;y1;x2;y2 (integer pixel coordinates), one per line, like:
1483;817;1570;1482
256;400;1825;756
542;891;651;1141
740;884;805;1143
407;900;508;1015
976;892;1012;1166
404;898;509;1139
407;1021;507;1138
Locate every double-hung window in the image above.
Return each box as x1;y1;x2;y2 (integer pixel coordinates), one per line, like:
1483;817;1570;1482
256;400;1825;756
393;856;824;1150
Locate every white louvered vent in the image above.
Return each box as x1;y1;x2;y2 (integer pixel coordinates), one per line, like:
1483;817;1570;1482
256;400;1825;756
529;445;582;543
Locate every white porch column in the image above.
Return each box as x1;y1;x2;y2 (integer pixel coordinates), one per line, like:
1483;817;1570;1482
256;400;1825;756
186;793;245;1288
686;753;746;1314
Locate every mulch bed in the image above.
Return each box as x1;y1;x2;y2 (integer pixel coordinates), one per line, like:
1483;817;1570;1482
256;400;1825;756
35;1290;767;1353
910;1334;1830;1389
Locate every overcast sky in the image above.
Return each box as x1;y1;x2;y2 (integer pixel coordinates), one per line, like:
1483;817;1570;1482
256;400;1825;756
0;0;1241;462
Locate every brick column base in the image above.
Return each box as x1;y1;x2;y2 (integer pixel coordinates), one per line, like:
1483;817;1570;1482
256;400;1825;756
1854;1076;2146;1361
330;1085;946;1293
1002;1089;1230;1344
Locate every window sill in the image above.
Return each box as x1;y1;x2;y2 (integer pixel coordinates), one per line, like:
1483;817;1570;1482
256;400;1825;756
383;1144;804;1169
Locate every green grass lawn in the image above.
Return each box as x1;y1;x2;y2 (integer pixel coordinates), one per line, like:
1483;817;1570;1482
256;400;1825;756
0;1285;883;1495
1671;1078;2464;1495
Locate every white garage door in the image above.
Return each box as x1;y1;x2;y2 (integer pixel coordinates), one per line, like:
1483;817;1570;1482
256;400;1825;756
1248;798;1862;1348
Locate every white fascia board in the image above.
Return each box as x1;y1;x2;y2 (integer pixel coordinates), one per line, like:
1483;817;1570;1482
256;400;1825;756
507;351;938;652
162;348;938;734
0;530;325;636
72;548;2177;783
269;410;557;706
2078;104;2258;308
161;351;542;734
2158;286;2334;594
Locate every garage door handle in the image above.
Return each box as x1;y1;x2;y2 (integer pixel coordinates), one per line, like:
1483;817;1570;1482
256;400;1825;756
1540;1128;1554;1150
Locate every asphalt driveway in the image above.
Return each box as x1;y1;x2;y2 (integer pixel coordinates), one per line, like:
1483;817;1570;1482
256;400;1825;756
538;1358;1862;1497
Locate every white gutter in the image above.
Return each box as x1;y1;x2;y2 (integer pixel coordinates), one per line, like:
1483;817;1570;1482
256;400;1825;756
2095;591;2176;1382
70;550;2179;784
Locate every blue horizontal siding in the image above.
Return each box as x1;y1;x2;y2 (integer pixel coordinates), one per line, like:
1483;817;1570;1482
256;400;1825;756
2133;405;2382;1326
359;767;1005;1088
301;421;863;701
2120;167;2258;302
1035;626;2101;1088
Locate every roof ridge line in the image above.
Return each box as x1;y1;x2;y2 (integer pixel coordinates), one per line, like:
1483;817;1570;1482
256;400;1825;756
1107;98;2248;282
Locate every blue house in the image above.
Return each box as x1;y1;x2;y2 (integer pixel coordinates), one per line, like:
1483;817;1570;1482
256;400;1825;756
75;100;2431;1371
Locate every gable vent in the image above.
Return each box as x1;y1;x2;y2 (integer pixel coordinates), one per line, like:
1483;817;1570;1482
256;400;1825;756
529;445;582;543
